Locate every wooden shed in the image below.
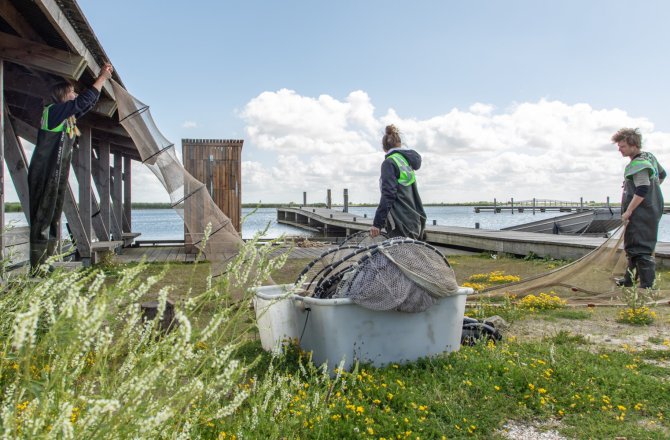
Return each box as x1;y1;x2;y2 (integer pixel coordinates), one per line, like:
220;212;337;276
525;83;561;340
182;139;243;252
1;0;141;265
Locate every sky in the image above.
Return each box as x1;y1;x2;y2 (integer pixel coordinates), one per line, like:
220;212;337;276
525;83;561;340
9;0;670;205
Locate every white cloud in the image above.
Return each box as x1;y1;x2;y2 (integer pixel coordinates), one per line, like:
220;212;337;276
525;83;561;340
6;93;667;208
240;91;670;204
182;120;198;128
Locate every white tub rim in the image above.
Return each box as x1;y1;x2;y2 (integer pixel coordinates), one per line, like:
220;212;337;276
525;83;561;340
278;286;474;307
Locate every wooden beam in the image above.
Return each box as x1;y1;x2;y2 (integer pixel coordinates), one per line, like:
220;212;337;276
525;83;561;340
3;106;30;222
1;59;5;255
0;31;87;79
75;126;92;244
112;155;123;240
92;98;117;118
0;1;43;42
72;144;109;242
7;113;36;143
80;114;129;138
0;2;114;119
33;0;116;100
123;156;132;232
62;186;90;261
94;142;112;239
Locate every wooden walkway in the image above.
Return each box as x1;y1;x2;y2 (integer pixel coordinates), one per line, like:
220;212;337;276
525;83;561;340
277;207;670;267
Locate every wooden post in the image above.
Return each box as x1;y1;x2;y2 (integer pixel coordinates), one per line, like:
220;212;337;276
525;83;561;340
98;141;111;238
532;197;536;215
0;59;4;256
494;197;497;214
511;197;514;215
76;126;92;245
327;189;332;209
73;151;108;242
3;110;29;222
303;191;307;207
113;154;123;239
343;188;348;213
123;156;132;232
580;197;584;212
606;196;610;208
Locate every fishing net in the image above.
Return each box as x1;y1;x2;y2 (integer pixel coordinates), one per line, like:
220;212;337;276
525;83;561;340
110;80;242;259
476;225;670;305
295;236;460;312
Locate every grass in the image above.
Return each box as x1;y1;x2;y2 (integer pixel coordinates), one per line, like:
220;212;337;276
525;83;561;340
223;338;670;439
1;244;668;438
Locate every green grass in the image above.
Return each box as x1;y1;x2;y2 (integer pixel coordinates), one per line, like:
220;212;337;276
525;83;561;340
222;338;670;439
2;241;668;438
539;309;592;321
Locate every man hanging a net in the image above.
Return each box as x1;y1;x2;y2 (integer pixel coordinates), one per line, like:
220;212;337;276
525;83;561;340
28;63;114;270
612;128;666;289
370;125;427;240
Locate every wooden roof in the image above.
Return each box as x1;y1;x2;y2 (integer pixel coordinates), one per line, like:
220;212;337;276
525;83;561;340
0;0;140;160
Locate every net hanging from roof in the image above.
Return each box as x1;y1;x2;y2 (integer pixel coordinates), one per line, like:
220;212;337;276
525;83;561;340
110;80;242;258
476;225;670;305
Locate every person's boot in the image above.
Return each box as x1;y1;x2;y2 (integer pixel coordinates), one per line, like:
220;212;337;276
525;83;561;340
636;255;656;289
29;240;49;273
615;257;636;287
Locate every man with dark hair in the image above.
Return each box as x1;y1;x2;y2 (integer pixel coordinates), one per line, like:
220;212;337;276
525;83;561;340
28;63;113;270
612;127;666;289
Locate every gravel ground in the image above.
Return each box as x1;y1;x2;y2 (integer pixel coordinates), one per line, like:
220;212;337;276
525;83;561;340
498;420;570;440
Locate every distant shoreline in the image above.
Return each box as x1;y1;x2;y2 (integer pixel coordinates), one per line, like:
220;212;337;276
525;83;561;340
4;201;624;211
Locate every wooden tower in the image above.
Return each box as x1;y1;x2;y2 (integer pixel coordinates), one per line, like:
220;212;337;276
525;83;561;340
182;139;243;251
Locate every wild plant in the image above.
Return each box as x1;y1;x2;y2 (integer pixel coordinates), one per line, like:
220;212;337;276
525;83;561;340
617;271;661;325
0;227;287;439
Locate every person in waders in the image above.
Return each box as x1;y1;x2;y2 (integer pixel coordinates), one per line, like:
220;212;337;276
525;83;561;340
28;63;114;270
612;128;666;289
370;125;426;240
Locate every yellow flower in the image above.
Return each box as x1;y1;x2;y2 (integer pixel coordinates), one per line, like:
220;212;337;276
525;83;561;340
367;427;374;435
494;385;501;391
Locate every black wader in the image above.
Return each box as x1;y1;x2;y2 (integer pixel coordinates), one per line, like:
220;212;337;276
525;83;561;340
621;154;664;289
28;124;76;269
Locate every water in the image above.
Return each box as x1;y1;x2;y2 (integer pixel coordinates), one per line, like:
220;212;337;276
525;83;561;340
6;206;670;241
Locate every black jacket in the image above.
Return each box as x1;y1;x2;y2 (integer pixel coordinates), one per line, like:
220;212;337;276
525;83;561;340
45;87;100;129
373;149;426;239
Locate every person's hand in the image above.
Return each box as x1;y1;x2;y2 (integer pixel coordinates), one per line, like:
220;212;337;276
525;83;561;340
621;211;631;223
98;62;113;81
369;226;380;237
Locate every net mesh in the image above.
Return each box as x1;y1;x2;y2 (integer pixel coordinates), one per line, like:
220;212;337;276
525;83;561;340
111;80;242;258
477;225;670;305
296;236;460;312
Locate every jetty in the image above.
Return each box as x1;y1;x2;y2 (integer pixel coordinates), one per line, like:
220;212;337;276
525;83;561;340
277;206;670;267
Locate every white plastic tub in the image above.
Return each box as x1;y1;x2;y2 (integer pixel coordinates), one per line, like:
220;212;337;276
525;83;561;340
253;284;473;370
253;285;301;352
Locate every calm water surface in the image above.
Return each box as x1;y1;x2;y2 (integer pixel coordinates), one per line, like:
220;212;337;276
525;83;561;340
6;206;670;241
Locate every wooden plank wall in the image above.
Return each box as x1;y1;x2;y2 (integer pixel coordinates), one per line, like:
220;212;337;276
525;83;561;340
182;139;243;252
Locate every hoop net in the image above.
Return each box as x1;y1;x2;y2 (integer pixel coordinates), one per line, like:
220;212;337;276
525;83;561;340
296;236;460;312
111;80;242;259
477;226;670;305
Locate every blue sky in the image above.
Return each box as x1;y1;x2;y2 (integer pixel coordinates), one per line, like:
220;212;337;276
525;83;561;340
36;1;670;203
